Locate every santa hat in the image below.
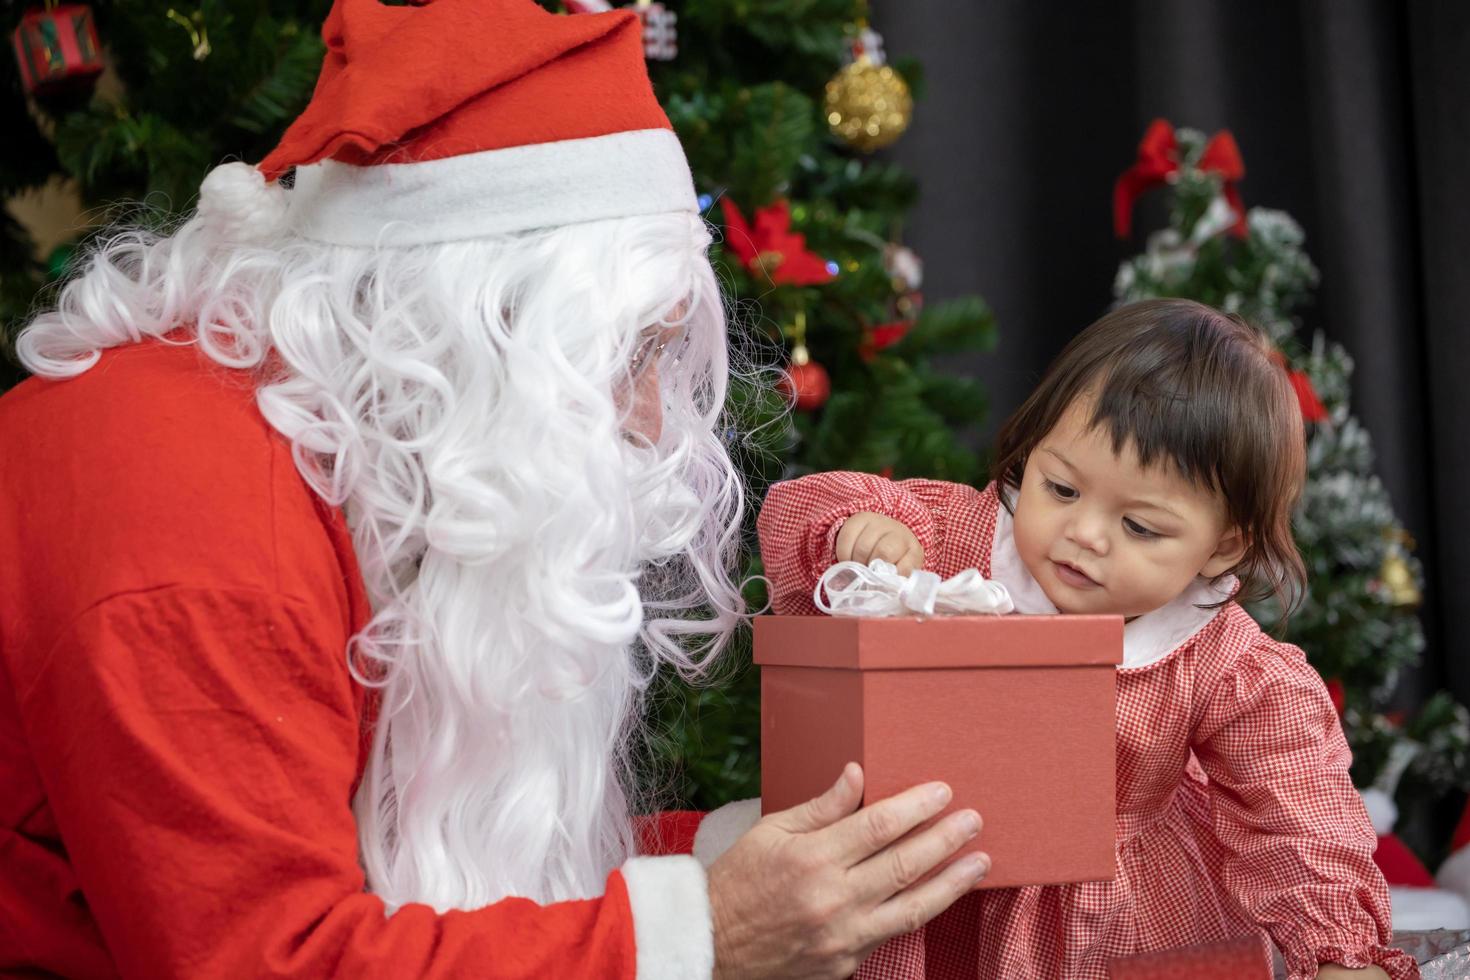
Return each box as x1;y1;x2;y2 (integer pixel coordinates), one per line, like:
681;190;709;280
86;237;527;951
1363;785;1470;930
199;0;696;247
1320;698;1470;929
1435;796;1470;901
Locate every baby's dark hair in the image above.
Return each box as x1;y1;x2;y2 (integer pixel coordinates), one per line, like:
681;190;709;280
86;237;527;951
991;298;1307;617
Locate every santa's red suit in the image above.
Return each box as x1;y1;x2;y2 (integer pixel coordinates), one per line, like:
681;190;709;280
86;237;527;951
0;338;756;976
0;0;759;974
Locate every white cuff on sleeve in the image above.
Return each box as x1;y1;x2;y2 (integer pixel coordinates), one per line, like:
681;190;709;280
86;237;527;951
621;855;714;980
692;798;762;868
1437;842;1470;900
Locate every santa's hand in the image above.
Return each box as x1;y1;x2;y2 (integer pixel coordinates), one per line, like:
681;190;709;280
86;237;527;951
835;512;924;575
706;762;987;980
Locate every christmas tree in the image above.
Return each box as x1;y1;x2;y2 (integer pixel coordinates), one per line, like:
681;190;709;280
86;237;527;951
629;0;998;808
1;1;326;387
2;1;999;809
1113;120;1469;863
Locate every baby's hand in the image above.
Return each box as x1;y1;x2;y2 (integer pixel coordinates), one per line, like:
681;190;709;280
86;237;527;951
1314;966;1390;979
835;512;925;575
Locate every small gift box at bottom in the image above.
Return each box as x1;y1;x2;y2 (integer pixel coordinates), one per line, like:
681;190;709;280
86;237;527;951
1107;933;1272;979
755;614;1122;890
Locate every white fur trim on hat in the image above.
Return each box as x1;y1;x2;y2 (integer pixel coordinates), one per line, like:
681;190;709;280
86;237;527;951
1360;786;1398;835
1388;885;1470;930
692;798;762;868
620;855;714;979
1437;843;1470;902
197;162;290;243
287;128;698;246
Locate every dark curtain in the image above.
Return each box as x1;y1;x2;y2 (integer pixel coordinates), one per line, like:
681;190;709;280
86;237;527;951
870;1;1470;721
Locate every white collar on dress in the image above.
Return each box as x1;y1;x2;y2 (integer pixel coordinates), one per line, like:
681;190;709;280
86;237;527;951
988;491;1235;670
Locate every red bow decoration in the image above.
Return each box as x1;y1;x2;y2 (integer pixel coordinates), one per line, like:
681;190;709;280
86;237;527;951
720;197;835;286
1113;118;1248;239
1270;350;1329;424
1287;369;1328;423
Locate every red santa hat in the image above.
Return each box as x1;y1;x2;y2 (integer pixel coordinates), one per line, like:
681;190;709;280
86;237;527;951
1363;785;1470;930
201;0;696;247
1322;698;1470;928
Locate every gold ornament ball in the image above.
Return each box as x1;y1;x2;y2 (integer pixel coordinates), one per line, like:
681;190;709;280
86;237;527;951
824;58;913;152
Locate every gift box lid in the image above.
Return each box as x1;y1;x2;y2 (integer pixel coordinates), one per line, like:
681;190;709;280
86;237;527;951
754;614;1123;670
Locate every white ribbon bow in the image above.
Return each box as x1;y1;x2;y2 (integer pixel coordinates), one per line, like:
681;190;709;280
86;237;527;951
814;559;1015;618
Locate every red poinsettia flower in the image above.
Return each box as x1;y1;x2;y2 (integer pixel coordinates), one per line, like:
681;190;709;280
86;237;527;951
720;197;835;286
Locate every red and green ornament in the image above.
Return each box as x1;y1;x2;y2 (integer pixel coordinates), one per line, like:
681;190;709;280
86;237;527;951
11;4;104;99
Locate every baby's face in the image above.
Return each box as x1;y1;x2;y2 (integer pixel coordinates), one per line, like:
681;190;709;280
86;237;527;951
1011;398;1245;618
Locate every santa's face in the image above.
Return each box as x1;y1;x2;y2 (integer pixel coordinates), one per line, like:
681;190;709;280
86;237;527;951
618;322;687;445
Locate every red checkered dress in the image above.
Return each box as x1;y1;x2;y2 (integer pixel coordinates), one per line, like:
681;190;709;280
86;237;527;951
756;472;1418;980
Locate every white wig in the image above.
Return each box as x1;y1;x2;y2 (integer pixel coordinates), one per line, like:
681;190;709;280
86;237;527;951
19;164;748;911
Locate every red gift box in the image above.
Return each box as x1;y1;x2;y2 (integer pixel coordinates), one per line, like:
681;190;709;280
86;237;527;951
11;4;104;97
1107;933;1272;979
755;614;1122;889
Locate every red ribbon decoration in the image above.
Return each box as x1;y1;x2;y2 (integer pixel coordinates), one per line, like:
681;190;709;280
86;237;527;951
1269;350;1329;424
1113;118;1248;239
1286;368;1328;423
858;320;912;362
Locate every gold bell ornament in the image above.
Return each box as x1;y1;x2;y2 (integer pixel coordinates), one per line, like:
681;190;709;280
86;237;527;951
1378;528;1422;609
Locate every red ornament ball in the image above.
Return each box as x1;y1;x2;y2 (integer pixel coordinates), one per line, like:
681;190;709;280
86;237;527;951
781;359;831;411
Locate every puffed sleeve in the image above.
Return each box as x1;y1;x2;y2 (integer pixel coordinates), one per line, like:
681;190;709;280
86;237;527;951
11;586;712;979
1191;637;1419;980
756;472;991;614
